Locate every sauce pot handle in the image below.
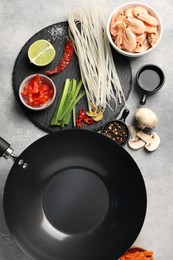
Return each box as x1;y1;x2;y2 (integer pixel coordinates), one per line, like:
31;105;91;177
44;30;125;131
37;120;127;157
140;93;147;105
119;109;130;122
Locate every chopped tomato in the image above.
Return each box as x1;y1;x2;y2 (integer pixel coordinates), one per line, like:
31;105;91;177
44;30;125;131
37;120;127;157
32;81;39;94
21;74;54;107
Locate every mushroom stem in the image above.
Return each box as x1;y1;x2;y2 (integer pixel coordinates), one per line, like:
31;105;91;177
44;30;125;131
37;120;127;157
128;126;145;150
136;131;160;151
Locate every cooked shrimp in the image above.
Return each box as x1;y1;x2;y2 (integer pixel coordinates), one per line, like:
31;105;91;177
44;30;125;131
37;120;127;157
147;32;159;46
115;30;124;49
133;6;148;16
136;32;147;45
110;12;124;37
125;7;134;17
134;38;150;52
133;6;159;26
115;11;124;21
114;21;126;49
144;23;158;33
110;20;126;38
123;26;136;52
122;15;146;34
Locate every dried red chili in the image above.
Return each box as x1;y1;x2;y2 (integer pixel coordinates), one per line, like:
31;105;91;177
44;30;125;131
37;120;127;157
76;109;94;128
45;39;74;76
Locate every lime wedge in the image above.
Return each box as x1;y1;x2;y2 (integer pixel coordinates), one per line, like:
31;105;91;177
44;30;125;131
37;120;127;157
28;39;56;66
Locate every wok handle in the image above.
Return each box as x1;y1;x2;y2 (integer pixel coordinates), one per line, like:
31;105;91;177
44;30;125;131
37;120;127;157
0;137;17;161
0;137;10;157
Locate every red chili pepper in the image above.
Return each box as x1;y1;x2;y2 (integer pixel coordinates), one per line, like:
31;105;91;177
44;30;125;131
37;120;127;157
45;39;74;76
76;118;82;128
76;109;94;128
77;109;85;119
83;116;94;125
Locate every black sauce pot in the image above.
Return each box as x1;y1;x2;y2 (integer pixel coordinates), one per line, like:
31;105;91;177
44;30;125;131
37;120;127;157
136;64;165;105
102;109;130;146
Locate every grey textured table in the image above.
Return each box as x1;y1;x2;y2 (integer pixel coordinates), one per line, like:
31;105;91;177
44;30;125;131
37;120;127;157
0;0;172;259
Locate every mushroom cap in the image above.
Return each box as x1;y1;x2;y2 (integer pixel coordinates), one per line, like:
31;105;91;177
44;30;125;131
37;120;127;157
134;108;158;129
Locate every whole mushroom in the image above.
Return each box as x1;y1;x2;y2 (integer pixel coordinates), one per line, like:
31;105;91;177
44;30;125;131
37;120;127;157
134;108;158;129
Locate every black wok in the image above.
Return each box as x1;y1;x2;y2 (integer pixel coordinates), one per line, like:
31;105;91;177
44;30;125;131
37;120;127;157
0;129;147;260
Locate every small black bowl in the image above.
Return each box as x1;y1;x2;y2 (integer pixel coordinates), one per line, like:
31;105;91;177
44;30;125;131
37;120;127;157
102;109;130;146
136;64;165;105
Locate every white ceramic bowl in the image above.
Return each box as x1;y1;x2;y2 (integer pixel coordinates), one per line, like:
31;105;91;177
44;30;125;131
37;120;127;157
19;74;56;110
107;2;163;57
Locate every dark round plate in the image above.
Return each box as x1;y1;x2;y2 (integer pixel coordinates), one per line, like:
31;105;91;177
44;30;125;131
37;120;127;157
4;130;147;260
12;21;132;133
